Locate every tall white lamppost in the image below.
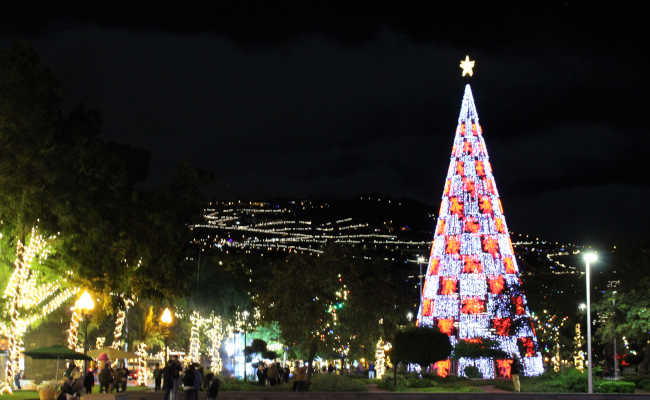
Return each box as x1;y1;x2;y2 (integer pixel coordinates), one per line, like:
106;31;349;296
417;256;426;297
583;252;598;394
76;291;95;374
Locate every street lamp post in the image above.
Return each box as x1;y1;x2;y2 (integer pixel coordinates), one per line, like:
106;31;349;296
612;293;618;380
417;256;425;297
76;291;95;374
161;308;173;366
583;252;598;394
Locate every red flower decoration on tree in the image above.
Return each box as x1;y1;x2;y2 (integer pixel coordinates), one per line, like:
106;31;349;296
463;177;476;197
520;337;536;357
512;296;526;315
488;275;505;294
463;256;482;273
479;196;493;214
463;140;473;155
496;359;513;378
433;360;451;378
495;217;505;233
493;318;511;336
439;277;458;295
464;216;480;233
437;318;454;336
428;258;440;275
482;236;500;257
461;297;485;314
436;218;446;235
445;236;461;255
456;160;465;177
422;298;433;317
475;161;485;177
449;197;464;217
503;257;517;274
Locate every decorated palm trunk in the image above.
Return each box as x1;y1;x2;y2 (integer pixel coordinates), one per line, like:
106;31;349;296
416;84;544;378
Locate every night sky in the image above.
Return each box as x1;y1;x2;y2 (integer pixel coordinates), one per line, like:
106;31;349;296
2;4;648;244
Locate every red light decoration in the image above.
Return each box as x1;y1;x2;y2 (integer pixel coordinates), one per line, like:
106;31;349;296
482;236;500;257
496;359;513;378
439;277;458;295
460;123;466;136
437;318;454;336
471;123;479;136
493;318;511;336
463;256;482;273
475;160;485;177
429;258;440;275
456;160;465;177
479;196;493;214
463;140;473;155
482;177;495;194
488;275;505;294
422;298;434;317
436;219;446;235
464;216;480;233
513;296;525;315
433;359;451;378
463;177;476;197
445;236;461;255
494;217;505;234
463;338;482;344
449;197;464;216
503;257;516;274
520;337;536;357
461;297;485;314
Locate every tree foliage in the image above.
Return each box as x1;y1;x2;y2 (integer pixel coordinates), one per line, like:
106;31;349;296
392;326;451;367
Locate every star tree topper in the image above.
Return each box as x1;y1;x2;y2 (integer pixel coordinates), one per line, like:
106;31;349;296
460;55;475;77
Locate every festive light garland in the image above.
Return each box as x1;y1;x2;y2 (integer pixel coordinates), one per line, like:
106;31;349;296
208;316;224;374
96;337;106;349
573;323;585;373
136;343;148;386
111;296;134;350
189;311;201;364
2;227;60;393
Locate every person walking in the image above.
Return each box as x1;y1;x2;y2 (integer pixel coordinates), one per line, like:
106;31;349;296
368;363;375;379
98;364;113;393
511;356;522;392
207;376;220;400
83;370;94;394
163;357;182;400
153;363;163;391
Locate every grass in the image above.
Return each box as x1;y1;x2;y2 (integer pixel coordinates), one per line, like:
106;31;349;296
0;384;152;400
0;391;39;400
399;386;481;393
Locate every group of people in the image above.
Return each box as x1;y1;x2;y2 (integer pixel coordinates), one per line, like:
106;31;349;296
157;356;221;400
96;361;129;393
255;362;290;386
54;361;130;400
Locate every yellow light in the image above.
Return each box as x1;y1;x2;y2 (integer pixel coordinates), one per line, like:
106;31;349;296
161;307;173;325
459;55;475;77
76;291;95;311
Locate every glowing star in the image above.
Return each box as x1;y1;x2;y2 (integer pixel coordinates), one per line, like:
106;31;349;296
459;55;475;77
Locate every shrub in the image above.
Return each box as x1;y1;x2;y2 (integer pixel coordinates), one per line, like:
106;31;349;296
377;375;407;390
595;381;635;393
464;366;482;379
638;378;650;390
309;374;367;392
406;377;435;388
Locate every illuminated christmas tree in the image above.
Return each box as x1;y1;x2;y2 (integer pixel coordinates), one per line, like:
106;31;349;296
416;57;544;378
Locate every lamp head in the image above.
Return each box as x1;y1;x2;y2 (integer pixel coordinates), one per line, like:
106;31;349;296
161;307;173;325
76;291;95;311
406;311;413;321
583;252;598;264
578;303;586;311
242;310;250;319
417;256;424;263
